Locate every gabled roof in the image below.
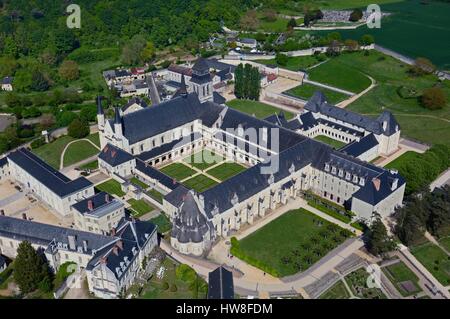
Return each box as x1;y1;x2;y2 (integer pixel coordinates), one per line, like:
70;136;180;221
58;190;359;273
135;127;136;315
122;97;148;112
192;58;209;73
340;133;379;157
2;76;13;85
71;192;124;218
7;148;93;198
135;159;180;191
352;171;405;206
98;144;134;167
208;266;234;299
377;110;400;136
213;92;226;105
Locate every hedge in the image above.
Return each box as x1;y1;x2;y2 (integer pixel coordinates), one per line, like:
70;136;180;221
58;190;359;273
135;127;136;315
308;200;351;223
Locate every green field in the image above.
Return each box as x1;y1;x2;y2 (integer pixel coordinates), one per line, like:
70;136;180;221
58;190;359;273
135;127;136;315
385;151;420;170
285;83;349;104
233;208;352;277
147;188;164;204
321;51;450;146
130;177;150;189
382;261;422;297
63;140;99;167
31;136;75;169
345;268;387;299
206;162;247;181
411;242;450;286
438;236;450;253
308;58;372;93
313;135;347;150
226;99;295;120
79;160;98;170
160;163;196;181
256;55;324;72
127;199;154;217
319;280;350;299
96;179;125;197
182;174;218;193
87;133;101;148
183;150;223;171
150;214;172;234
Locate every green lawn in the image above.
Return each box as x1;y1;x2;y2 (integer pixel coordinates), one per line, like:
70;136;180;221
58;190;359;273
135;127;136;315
127;199;154;218
411;242;450;286
319;280;350;299
233;208;352;277
285;83;349;104
160;163;196;181
63;140;99;167
150;213;172;234
307;200;351;223
95;179;125;197
79;160;98;170
438;237;450;253
206;162;247;181
226;99;295;120
87;132;101;148
345;268;387;299
256;55;324;72
182;174;218;193
385;151;420;170
308;57;372;93
382;261;422;297
146;188;164;204
31;135;75;169
130;177;149;190
313;135;347;149
183;150;223;171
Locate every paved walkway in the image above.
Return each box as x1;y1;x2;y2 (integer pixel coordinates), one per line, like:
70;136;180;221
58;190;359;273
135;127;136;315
430;168;450;191
59;138;101;170
303;78;355;96
337;74;377;108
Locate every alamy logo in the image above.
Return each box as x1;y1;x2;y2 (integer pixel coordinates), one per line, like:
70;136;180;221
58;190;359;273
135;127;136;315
66;4;81;29
366;4;382;29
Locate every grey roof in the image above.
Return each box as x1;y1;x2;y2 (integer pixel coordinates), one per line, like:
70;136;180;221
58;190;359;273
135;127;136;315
340;134;379;157
164;185;189;207
192;58;210;74
114;107;121;124
205;59;236;73
97;96;104;115
213;92;226;105
71;192;124;218
135;159;180;191
122;97;148;112
7;148;93;198
208;266;234;299
377;110;400;136
170;191;213;244
172;74;188;99
2;76;13;85
98;144;134;167
353;171;405;206
0;255;6;268
239;38;257;45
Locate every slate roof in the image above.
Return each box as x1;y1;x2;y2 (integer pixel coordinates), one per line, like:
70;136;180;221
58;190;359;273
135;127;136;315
352;171;405;206
7;148;93;198
0;255;6;269
238;38;257;45
213;92;226;105
71;192;124;218
99;144;134;167
0;157;7;168
122;97;148;112
208;266;234;299
205;59;236;73
377;110;400;136
192;58;210;74
2;76;13;85
97;96;104;115
164;185;190;207
135;159;180;191
340;134;379;157
168;64;192;76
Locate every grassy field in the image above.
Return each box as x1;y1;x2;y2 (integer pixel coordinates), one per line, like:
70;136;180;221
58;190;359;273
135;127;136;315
31;136;75;169
87;133;101;148
63;140;99;167
206;162;247;181
256;55;325;72
226;99;295;120
182;174;218;193
438;236;450;253
147;188;164;204
319;280;350;299
130;177;149;189
160;163;196;181
149;214;172;234
385;151;420;170
183;150;223;171
257;16;291;33
321;51;450;146
308;58;372;93
345;268;387;299
382;261;422;297
79;160;98;170
411;242;450;286
95;179;125;197
127;199;154;217
285;83;349;104
313;135;347;149
235;208;352;277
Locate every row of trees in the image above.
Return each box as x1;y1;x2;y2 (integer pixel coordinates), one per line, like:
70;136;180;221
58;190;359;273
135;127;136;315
234;63;261;100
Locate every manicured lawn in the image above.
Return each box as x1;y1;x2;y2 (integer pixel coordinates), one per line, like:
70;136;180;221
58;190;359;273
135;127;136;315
150;214;172;234
307;201;351;223
234;208;353;277
438;237;450;253
31;135;75;169
382;261;422;297
308;58;372;93
160;163;196;181
146;188;164;204
256;55;324;72
87;132;101;148
319;280;350;299
206;162;247;181
411;242;450;286
285;83;349;104
183;150;223;171
182;174;218;193
95;179;125;197
79;160;98;170
127;199;154;217
226;99;295;120
130;177;149;189
63;140;99;167
313;135;346;149
345;268;387;299
385;151;421;170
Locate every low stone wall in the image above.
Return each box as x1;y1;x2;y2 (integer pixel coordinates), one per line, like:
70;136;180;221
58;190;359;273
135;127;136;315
264;91;305;110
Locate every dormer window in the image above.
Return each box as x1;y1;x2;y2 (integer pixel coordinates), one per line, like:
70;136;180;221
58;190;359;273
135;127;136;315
353;175;358;183
331;166;337;174
325;164;330;172
338;169;344;177
345;172;351;180
359;178;365;186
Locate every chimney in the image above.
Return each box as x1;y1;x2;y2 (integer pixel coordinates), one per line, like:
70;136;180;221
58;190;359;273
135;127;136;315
111;227;116;236
105;193;110;203
116;240;123;250
83;240;88;252
22;213;27;220
112;246;119;256
87;200;94;211
68;235;77;251
100;256;107;264
372;178;381;192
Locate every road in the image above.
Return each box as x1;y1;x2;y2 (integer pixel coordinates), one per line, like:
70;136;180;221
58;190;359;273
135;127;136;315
147;73;160;106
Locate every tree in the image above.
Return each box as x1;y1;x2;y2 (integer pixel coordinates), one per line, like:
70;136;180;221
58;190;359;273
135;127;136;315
263;9;277;22
421;87;447;110
30;70;50;91
233;63;260;100
13;241;53;294
275;53;288;66
240;10;259;31
359;34;375;46
349;9;363;22
68;118;89;138
287;18;297;30
79;105;98;123
121;35;147;65
366;214;396;257
344;39;360;51
140;41;155;62
411;57;436;76
58;60;80;81
234;63;244;99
